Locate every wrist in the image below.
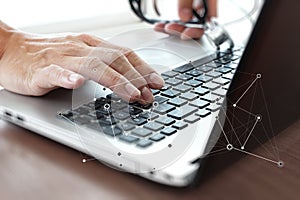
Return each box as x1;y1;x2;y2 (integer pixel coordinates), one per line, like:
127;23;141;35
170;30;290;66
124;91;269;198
0;21;15;60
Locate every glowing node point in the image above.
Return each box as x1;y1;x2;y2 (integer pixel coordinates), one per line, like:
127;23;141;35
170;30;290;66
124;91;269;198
277;161;284;168
82;159;87;163
153;101;159;108
241;146;245;150
256;73;261;79
226;144;233;151
104;103;110;110
233;104;237;107
256;114;262;121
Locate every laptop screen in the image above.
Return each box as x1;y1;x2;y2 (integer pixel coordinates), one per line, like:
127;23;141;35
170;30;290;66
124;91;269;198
193;0;300;184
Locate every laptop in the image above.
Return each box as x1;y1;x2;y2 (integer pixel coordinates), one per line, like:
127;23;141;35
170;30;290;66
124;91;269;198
0;0;299;187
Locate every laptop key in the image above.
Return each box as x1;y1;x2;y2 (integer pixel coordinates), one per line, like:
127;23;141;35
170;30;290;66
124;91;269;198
213;78;231;85
186;69;203;77
197;66;213;73
175;74;193;81
139;112;159;120
165;78;183;86
168;97;188;107
173;63;194;73
206;71;222;78
119;135;139;143
102;126;122;136
127;117;148;126
160;127;177;136
216;67;232;74
114;112;130;120
136;140;153;148
172;121;188;130
153;103;176;114
173;84;192;93
144;122;164;132
128;106;143;115
155;116;176;126
193;87;210;96
132;128;152;137
120;123;135;131
160;84;172;91
202;82;220;91
99;116;118;125
180;92;198;101
161;70;179;78
195;76;213;83
195;110;211;117
200;93;221;103
206;104;221;112
161;89;180;98
151;89;160;95
167;105;197;120
206;62;222;69
212;88;227;97
154;96;169;104
184;115;200;123
189;99;210;109
184;79;202;87
149;133;165;142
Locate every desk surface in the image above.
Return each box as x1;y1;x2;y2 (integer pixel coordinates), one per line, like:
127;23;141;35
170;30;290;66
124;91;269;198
0;117;299;200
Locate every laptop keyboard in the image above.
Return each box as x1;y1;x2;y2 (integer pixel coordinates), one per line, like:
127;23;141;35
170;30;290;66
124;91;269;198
59;49;242;148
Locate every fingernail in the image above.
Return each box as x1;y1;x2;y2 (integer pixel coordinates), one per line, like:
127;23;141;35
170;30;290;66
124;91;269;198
125;83;141;98
141;87;154;104
150;73;165;88
69;73;81;83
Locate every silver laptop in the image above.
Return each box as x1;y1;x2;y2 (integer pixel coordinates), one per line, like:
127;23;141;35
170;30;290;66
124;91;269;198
0;0;299;187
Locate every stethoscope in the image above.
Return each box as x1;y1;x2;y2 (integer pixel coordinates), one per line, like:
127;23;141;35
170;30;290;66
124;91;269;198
128;0;234;52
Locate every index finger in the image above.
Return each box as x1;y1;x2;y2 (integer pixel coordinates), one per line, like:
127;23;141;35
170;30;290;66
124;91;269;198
125;50;165;89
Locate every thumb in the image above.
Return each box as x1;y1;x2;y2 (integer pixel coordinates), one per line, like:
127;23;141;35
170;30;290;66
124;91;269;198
33;64;85;92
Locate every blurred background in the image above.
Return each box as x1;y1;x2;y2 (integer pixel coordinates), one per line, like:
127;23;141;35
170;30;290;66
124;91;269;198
1;0;263;45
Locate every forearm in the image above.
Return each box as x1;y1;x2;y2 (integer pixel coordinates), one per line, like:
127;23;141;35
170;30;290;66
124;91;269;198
0;21;15;60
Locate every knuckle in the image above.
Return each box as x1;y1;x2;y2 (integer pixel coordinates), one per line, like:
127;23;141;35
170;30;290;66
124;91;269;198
86;57;101;70
35;47;57;63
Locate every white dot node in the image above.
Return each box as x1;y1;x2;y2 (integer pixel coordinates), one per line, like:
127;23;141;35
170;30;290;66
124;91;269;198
256;115;262;121
226;144;233;151
241;146;245;150
104;104;110;110
82;159;87;163
277;161;284;168
233;104;237;107
256;74;261;79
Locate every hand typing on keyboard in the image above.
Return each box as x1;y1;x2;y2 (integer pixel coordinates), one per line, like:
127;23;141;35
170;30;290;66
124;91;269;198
0;21;164;104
